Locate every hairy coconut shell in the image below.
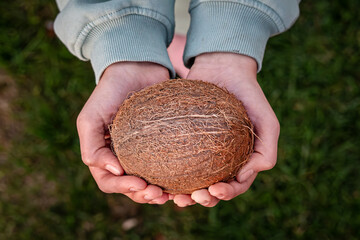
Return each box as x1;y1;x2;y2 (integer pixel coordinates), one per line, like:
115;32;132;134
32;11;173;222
110;79;254;194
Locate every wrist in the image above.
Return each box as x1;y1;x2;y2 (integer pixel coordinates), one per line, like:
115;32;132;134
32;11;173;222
195;53;257;72
190;53;257;81
101;62;170;89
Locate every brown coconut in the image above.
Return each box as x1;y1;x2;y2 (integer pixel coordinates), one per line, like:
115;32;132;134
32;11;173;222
109;79;254;194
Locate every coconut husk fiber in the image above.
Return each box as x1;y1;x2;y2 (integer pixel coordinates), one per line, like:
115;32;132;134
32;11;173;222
110;79;254;194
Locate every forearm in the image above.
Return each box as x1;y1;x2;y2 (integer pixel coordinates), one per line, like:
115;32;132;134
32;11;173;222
54;0;176;82
184;0;301;72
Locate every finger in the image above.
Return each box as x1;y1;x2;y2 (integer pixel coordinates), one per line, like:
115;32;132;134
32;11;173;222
104;132;112;148
130;185;164;203
125;186;168;204
191;189;220;207
237;151;276;183
148;193;169;205
77;114;123;175
209;172;258;200
229;173;258;196
167;34;189;78
208;182;236;200
89;167;147;193
238;118;279;182
168;194;175;200
173;194;196;207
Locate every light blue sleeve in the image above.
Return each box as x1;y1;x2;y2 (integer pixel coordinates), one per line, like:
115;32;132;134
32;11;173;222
54;0;176;82
184;0;301;71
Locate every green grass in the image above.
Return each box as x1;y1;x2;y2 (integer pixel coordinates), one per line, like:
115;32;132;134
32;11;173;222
0;1;359;239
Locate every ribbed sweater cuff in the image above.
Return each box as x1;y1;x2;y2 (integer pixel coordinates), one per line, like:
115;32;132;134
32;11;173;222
184;1;278;72
82;15;175;83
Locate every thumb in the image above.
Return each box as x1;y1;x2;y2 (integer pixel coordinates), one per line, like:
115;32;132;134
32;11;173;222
77;113;123;176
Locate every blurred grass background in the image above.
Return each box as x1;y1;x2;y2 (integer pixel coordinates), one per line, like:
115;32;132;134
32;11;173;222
0;1;359;239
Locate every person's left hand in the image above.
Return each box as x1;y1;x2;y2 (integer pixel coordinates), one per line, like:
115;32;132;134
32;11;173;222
171;53;280;207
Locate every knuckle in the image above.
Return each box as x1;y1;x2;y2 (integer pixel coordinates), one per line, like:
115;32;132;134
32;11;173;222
81;153;95;166
98;184;111;194
274;120;280;133
76;113;88;130
76;113;84;128
271;118;281;136
263;159;277;170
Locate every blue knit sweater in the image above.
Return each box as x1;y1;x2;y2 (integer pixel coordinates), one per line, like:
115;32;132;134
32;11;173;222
54;0;300;83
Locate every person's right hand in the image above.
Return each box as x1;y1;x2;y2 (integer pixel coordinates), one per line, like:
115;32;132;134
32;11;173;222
76;62;170;204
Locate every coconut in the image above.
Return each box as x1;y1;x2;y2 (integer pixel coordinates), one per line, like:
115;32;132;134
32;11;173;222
109;79;254;194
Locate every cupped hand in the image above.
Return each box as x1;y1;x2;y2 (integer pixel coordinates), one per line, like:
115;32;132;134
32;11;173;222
76;62;170;204
173;53;280;207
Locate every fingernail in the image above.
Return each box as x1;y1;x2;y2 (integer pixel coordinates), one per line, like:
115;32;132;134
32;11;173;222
105;164;121;176
239;169;254;183
144;195;152;200
129;187;142;192
217;194;225;199
148;199;160;204
201;200;210;205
